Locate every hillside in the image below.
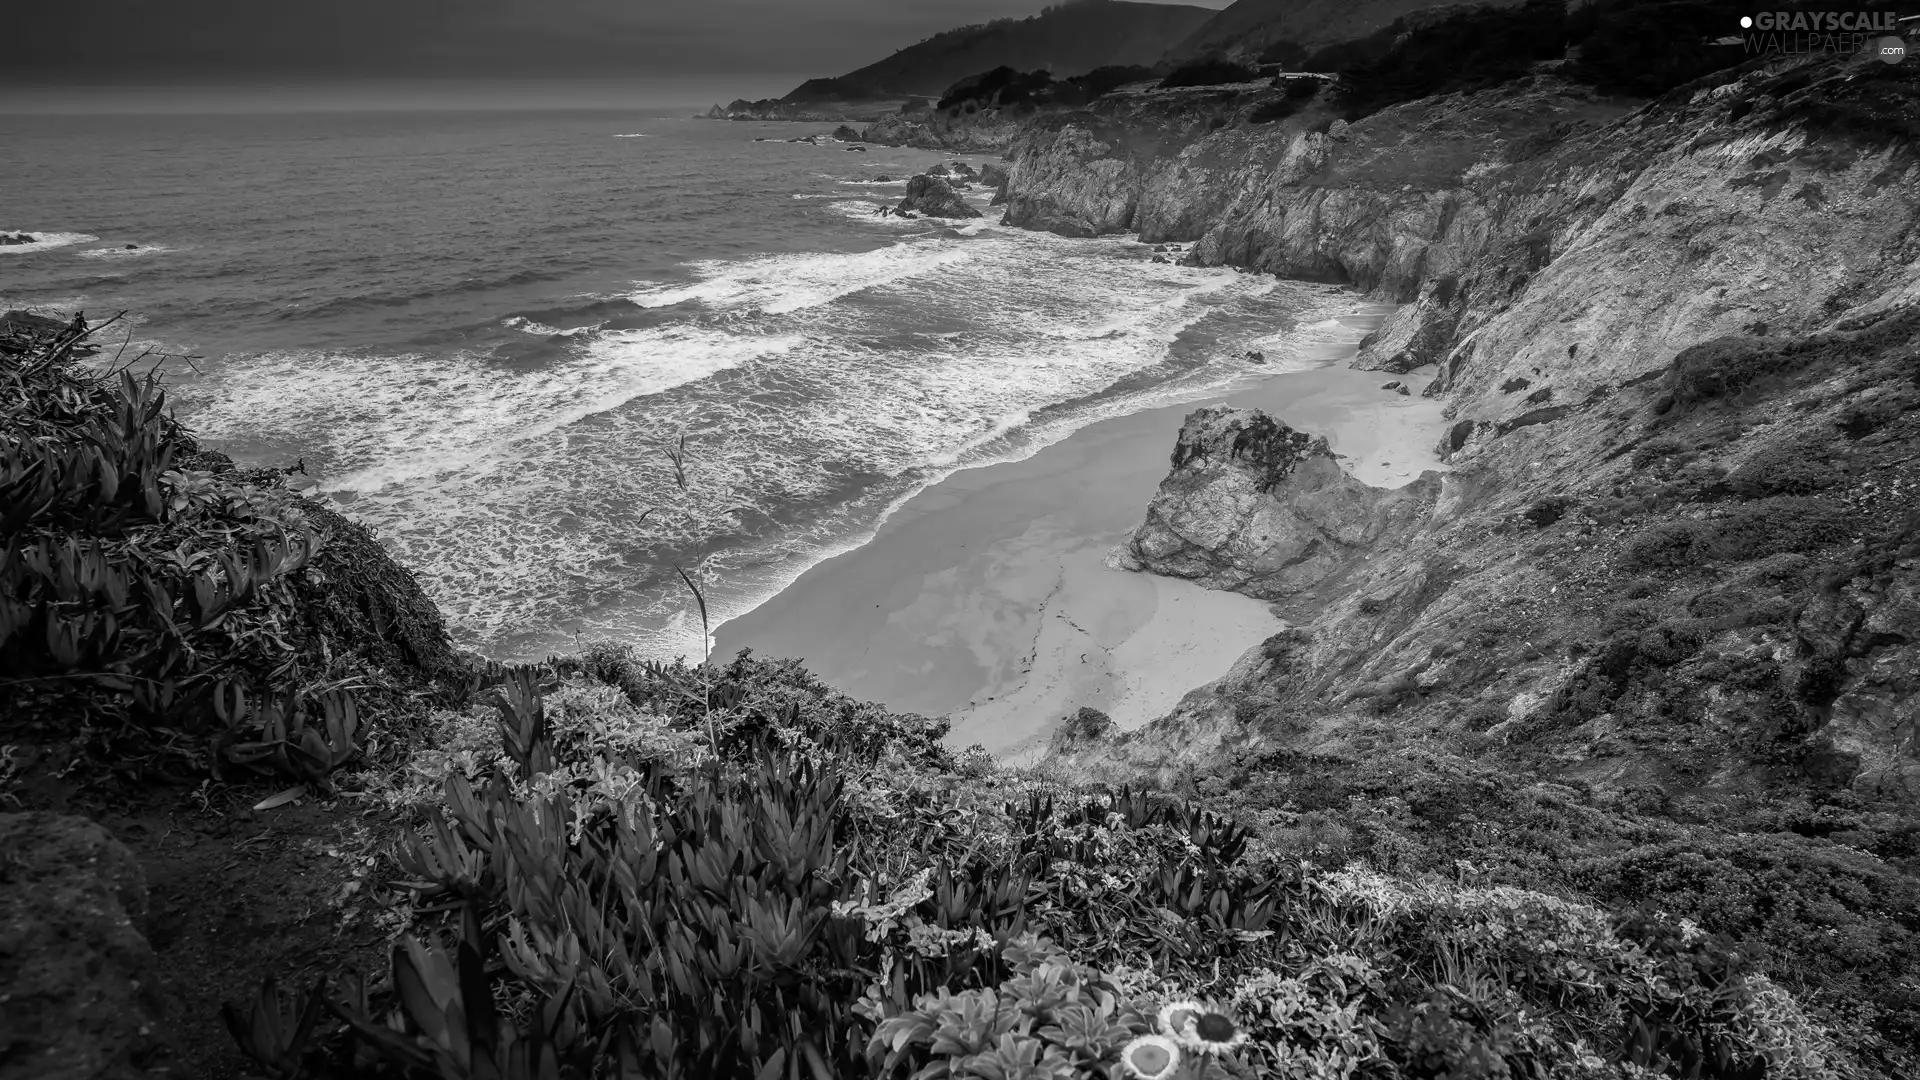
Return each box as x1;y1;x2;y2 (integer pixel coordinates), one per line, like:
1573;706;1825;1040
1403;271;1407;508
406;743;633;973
1167;0;1528;58
781;0;1213;102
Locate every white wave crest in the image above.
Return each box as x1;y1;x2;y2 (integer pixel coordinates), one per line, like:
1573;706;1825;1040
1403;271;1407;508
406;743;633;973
503;315;595;337
176;326;795;496
626;241;972;314
0;232;99;255
78;244;176;260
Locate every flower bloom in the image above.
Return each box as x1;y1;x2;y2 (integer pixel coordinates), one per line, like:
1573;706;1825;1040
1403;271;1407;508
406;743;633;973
1184;1010;1250;1055
1119;1034;1182;1080
1157;1000;1206;1040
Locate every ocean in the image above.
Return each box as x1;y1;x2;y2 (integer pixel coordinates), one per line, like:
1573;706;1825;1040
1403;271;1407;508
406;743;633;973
2;87;1367;662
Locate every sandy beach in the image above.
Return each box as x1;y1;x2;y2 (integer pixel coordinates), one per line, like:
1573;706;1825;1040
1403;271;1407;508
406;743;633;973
713;320;1449;759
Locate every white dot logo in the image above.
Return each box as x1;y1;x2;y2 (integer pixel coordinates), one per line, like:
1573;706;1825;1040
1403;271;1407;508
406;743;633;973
1740;15;1753;27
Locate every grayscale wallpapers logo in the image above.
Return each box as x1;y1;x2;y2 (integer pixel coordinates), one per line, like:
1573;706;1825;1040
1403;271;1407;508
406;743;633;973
1728;10;1916;60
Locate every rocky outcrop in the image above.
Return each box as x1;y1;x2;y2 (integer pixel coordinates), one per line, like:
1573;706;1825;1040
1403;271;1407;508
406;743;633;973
832;125;863;142
1112;407;1440;598
999;77;1625;296
860;112;1025;153
0;813;171;1079
1356;60;1920;426
0;232;37;246
709;99;895;123
897;175;982;219
1047;707;1115;756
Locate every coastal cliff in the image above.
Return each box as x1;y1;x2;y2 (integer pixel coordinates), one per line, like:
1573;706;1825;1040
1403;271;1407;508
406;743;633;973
1008;52;1920;1069
1037;52;1920;789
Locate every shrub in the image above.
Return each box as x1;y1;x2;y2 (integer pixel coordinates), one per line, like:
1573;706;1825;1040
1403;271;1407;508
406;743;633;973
1625;498;1854;567
937;66;1053;112
1567;0;1749;97
1159;57;1260;89
1064;64;1154;100
1335;0;1567;118
1248;97;1308;124
0;319;452;783
1521;495;1573;527
1727;444;1843;498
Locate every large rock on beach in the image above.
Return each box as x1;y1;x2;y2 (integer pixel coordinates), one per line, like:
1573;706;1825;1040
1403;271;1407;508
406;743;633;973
1111;406;1429;598
897;175;981;219
0;813;172;1079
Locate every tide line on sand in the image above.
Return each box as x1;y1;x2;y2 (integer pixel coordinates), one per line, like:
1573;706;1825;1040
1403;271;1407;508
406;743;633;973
714;346;1451;762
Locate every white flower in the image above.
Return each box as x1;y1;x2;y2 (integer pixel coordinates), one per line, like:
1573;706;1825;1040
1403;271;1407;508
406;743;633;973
1180;1008;1251;1056
1118;1034;1181;1080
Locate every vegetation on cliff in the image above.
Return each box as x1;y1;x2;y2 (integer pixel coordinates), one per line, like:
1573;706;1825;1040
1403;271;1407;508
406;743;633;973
1062;220;1920;1078
0;315;459;787
779;1;1212;104
219;648;1846;1079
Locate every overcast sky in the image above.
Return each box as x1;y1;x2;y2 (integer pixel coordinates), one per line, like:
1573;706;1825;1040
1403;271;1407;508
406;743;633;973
8;0;1234;83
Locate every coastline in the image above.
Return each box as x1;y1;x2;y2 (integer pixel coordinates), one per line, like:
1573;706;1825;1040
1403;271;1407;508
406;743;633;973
713;315;1449;758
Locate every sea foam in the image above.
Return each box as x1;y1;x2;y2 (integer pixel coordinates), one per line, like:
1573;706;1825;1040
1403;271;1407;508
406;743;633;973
0;232;100;255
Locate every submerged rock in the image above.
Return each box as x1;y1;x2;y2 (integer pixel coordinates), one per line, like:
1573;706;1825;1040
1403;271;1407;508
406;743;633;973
1112;406;1433;598
897;174;981;219
1;231;37;245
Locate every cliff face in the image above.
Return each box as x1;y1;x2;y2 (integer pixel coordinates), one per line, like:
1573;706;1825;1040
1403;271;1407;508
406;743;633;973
999;77;1635;297
1007;54;1920;803
859;111;1029;153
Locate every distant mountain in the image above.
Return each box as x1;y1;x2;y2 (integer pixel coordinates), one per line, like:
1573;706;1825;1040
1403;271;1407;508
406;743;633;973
781;0;1214;103
1167;0;1529;60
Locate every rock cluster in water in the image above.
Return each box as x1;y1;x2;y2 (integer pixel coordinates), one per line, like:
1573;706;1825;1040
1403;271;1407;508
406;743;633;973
896;174;981;219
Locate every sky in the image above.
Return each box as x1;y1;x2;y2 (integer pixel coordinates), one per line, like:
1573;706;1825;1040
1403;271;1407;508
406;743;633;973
6;0;1236;87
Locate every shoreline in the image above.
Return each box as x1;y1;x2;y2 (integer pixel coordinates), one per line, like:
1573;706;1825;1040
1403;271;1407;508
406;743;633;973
714;314;1450;758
